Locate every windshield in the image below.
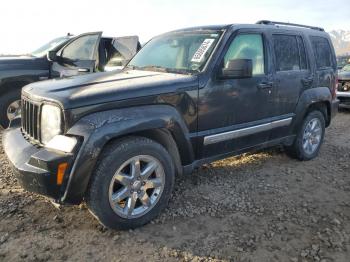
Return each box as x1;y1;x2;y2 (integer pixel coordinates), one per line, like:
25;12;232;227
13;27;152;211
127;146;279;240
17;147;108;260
31;36;70;57
342;64;350;71
128;30;222;74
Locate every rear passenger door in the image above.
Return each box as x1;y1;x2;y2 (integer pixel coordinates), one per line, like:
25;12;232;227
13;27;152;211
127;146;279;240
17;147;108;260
271;33;311;139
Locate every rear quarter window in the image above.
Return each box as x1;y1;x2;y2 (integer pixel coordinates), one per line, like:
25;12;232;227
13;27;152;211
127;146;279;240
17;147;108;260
310;36;333;69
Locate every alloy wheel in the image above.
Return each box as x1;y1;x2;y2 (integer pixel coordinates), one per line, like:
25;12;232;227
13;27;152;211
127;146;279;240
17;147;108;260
6;100;21;121
108;155;165;219
302;118;322;155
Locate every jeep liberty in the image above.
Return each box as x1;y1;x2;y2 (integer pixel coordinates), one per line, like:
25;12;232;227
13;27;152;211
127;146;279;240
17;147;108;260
3;21;339;229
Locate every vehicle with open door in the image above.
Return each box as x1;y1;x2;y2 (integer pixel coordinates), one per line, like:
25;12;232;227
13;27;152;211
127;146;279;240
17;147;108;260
0;32;140;128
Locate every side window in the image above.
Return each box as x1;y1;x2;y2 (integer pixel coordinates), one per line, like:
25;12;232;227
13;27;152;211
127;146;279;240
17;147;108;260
61;34;99;60
297;36;307;70
106;49;124;67
310;36;333;69
224;34;265;75
273;35;300;71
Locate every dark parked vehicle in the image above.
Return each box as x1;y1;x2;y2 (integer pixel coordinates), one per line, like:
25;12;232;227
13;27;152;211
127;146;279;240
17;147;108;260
0;32;140;128
3;21;339;229
337;64;350;108
337;55;350;70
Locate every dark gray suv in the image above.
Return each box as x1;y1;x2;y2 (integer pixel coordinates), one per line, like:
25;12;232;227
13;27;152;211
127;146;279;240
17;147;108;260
3;21;339;229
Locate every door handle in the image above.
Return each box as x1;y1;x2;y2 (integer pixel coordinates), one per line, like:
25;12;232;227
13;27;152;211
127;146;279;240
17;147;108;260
257;81;274;89
78;68;90;72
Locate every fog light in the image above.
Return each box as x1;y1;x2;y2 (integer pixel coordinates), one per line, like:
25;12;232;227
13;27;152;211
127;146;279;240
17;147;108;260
57;163;68;185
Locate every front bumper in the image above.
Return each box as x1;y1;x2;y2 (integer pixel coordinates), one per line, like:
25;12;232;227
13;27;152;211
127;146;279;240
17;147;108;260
337;91;350;108
2;127;74;201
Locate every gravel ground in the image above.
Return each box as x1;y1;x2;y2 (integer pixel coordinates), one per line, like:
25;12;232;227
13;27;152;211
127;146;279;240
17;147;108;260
0;112;350;262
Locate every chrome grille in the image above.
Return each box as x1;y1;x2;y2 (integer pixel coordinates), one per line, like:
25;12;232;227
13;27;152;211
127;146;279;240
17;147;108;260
21;98;41;142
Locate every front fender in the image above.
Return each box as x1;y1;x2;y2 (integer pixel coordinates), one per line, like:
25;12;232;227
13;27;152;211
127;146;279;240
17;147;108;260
0;70;49;94
290;87;332;133
62;104;194;204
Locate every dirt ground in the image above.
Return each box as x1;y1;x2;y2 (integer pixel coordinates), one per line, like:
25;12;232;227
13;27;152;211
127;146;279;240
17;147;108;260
0;112;350;262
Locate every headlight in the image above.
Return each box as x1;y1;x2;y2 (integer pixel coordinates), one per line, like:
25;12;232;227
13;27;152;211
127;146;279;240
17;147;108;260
41;104;62;144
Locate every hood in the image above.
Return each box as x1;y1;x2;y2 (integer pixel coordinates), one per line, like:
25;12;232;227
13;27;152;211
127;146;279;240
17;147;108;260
338;71;350;80
22;70;198;109
0;55;48;70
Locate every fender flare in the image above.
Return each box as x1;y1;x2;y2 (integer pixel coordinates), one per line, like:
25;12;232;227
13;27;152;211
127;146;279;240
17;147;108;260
290;87;332;134
62;104;195;203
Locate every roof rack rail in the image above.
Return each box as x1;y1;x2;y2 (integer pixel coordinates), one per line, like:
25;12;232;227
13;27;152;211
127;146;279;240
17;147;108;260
256;20;324;32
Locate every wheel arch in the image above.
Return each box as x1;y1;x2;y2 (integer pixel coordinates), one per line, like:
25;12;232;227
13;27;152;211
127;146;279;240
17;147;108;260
97;128;184;177
129;129;183;176
291;87;332;134
305;101;331;127
62;105;195;204
0;78;33;95
0;79;34;128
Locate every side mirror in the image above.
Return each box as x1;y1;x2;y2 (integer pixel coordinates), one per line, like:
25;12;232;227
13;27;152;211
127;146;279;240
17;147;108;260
221;59;253;79
47;51;58;62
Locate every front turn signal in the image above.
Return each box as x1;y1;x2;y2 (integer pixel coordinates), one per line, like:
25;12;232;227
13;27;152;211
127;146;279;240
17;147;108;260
57;163;68;185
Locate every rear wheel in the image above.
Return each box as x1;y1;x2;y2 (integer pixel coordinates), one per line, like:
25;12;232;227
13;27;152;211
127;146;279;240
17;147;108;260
285;110;325;161
0;90;21;128
86;137;175;230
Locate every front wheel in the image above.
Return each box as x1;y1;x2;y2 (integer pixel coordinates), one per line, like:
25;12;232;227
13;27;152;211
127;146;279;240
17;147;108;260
0;90;21;128
86;137;175;230
285;110;325;161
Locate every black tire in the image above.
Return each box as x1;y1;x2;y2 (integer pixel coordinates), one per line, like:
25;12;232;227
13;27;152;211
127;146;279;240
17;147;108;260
285;110;325;161
0;89;21;128
86;136;175;230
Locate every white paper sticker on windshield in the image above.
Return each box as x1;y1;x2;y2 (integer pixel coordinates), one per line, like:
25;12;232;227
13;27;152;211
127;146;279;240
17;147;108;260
191;39;215;63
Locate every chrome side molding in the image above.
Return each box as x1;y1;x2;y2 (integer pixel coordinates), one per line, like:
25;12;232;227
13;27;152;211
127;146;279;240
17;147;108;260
203;118;293;145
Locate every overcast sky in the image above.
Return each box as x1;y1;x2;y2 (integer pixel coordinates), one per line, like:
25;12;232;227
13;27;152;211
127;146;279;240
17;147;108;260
1;0;349;54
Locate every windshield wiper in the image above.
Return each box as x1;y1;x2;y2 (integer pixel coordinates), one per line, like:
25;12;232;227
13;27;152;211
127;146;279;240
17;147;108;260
127;65;196;75
125;65;166;72
125;65;138;70
162;68;198;75
137;65;169;72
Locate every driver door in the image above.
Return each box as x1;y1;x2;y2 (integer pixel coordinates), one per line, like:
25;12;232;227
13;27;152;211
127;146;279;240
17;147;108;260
51;32;102;78
198;31;276;158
